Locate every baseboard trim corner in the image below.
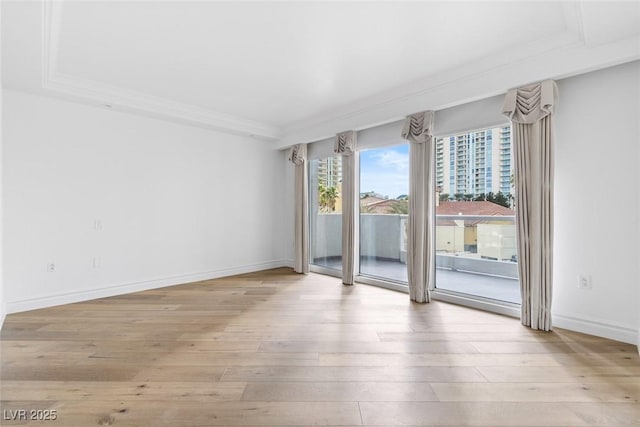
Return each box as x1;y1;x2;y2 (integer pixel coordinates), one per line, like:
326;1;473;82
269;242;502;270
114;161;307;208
553;313;638;345
0;302;6;331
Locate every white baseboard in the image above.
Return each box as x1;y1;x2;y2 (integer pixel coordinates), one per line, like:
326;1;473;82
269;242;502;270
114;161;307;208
553;313;638;345
0;302;6;331
6;260;291;314
283;259;294;269
7;263;638;353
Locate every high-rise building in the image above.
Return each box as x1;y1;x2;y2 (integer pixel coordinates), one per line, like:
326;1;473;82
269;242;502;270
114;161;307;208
435;126;513;198
317;155;342;189
499;126;513;194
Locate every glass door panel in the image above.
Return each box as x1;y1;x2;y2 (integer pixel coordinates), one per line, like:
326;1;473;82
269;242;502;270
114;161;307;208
434;125;520;303
309;156;343;271
359;144;409;283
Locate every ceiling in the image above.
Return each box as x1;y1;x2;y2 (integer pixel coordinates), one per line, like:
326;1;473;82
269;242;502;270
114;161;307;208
2;1;639;147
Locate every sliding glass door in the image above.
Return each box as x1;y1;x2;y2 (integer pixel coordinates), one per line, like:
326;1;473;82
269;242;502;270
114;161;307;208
434;125;520;303
308;126;520;306
359;144;409;283
309;155;343;272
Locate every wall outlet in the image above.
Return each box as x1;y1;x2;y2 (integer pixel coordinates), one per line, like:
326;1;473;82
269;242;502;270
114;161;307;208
92;256;101;269
94;219;103;231
47;263;56;272
578;274;592;290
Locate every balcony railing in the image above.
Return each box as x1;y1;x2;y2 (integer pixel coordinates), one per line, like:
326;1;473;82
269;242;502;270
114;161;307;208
311;212;520;303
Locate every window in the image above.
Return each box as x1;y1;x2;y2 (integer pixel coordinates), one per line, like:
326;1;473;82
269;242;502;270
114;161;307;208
434;125;520;304
359;144;409;283
309;156;343;272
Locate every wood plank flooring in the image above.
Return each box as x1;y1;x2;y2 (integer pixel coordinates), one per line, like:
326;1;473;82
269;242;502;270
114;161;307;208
1;268;638;426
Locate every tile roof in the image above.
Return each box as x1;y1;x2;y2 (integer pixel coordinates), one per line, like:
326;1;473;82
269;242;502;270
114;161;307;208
359;199;514;219
436;201;514;226
436;201;514;216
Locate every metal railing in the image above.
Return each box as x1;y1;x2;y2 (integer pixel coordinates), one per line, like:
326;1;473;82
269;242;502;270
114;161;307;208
312;213;517;277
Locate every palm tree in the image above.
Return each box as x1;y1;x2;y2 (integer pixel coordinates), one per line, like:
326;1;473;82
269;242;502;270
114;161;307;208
318;184;338;212
389;200;409;214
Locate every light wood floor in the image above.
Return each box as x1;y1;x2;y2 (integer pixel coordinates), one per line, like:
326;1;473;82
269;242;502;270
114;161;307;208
1;268;638;426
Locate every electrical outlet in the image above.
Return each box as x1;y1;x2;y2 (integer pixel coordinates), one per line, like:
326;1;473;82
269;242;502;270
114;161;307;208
94;219;103;231
92;256;101;269
578;274;592;290
47;263;56;272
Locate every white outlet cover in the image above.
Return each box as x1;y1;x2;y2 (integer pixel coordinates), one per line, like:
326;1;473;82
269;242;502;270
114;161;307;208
578;275;592;289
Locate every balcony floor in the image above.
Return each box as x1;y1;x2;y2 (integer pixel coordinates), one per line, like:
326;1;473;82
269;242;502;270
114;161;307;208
314;258;520;304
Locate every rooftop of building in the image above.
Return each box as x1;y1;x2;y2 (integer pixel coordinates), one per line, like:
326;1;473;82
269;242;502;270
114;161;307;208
437;201;514;216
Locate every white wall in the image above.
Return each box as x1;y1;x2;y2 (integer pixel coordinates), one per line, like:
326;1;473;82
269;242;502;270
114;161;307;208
3;90;288;312
553;61;640;344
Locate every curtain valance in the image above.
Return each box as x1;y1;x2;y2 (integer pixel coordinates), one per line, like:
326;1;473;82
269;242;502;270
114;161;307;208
288;144;306;165
334;130;357;155
502;80;558;124
401;111;434;144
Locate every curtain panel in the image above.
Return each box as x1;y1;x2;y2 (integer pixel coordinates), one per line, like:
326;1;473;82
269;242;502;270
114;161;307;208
502;80;558;331
289;144;309;274
401;111;436;303
334;131;357;285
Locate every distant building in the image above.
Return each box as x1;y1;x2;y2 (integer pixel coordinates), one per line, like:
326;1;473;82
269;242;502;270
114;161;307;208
436;200;515;218
317;156;342;189
435;201;515;260
498;126;513;194
435;126;513;198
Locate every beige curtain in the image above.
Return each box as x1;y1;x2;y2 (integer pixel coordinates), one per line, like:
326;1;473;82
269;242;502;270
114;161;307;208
401;111;435;303
502;80;558;331
289;144;309;274
334;131;357;285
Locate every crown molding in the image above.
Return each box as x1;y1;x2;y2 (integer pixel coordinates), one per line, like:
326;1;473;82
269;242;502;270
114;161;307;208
40;0;281;141
275;3;640;149
37;0;638;149
274;30;583;148
42;71;282;140
277;3;587;146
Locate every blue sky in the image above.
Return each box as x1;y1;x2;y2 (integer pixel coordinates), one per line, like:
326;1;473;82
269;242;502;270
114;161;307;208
359;144;409;199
